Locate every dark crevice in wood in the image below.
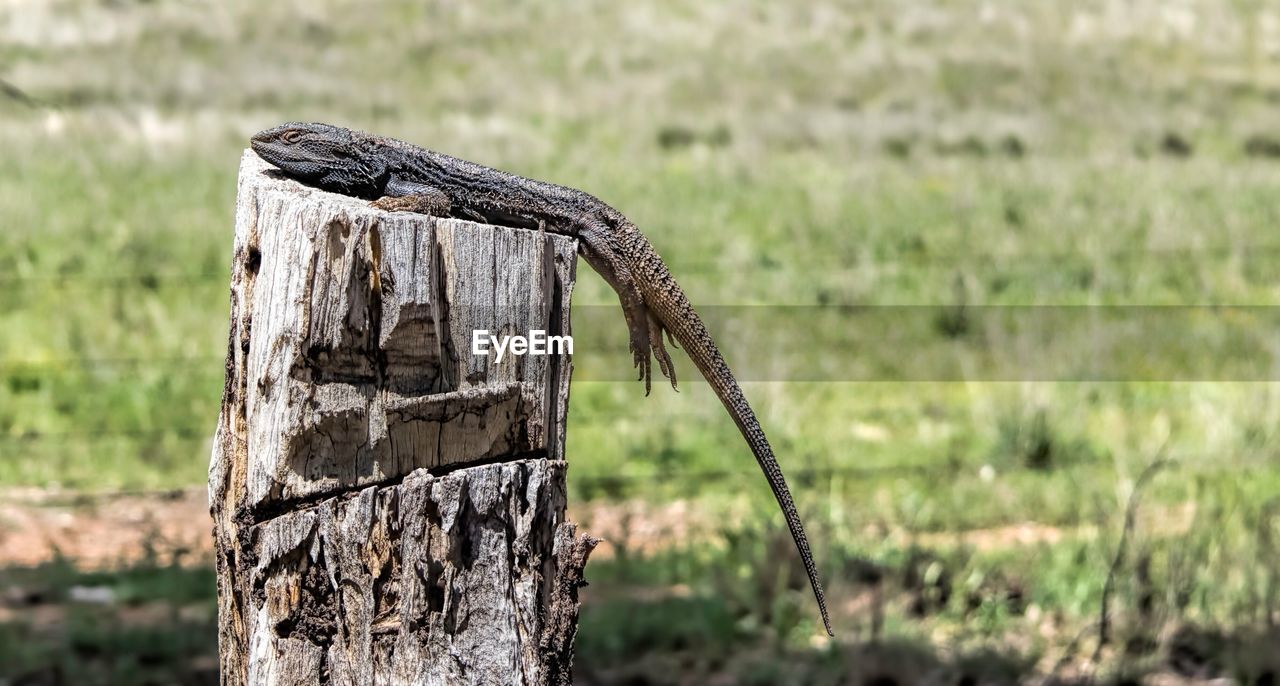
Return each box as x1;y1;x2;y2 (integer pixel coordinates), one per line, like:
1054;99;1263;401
245;450;552;526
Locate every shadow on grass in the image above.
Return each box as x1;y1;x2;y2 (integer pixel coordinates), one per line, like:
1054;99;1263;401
2;556;1031;686
576;594;1035;686
577;593;1280;686
3;556;1277;686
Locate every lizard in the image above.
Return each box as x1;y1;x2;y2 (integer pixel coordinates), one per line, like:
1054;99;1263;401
250;122;833;636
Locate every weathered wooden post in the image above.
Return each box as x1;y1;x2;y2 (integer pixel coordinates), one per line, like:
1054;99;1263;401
209;152;596;685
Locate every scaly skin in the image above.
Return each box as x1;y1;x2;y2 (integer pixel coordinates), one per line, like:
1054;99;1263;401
250;122;833;635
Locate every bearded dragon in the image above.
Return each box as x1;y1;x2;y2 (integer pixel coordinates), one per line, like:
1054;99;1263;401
250;122;833;635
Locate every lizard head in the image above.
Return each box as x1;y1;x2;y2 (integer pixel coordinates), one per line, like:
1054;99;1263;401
251;122;389;199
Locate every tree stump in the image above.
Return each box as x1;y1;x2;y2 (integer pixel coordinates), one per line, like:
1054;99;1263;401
209;152;595;686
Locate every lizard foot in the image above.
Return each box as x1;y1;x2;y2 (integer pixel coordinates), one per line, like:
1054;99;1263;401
647;311;678;390
625;304;654;395
370;192;451;215
579;226;659;394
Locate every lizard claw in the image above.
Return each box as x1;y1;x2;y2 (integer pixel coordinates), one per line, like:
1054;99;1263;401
632;331;653;396
636;363;652;396
621;302;653;395
370;192;451;215
648;311;678;391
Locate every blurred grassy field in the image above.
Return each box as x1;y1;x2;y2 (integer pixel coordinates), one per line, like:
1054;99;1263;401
3;0;1280;682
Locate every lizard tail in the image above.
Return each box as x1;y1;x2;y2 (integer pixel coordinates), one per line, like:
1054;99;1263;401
631;235;834;637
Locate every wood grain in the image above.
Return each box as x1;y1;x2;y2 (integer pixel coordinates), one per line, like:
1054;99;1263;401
210;151;591;686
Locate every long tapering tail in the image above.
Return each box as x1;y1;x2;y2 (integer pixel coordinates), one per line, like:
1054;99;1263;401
633;236;834;636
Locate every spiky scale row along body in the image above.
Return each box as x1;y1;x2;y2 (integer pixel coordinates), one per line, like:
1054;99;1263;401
250;122;832;635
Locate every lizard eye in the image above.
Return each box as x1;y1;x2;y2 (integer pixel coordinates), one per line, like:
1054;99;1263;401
281;130;303;144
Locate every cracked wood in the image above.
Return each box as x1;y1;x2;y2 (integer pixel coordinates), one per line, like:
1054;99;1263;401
210;152;592;686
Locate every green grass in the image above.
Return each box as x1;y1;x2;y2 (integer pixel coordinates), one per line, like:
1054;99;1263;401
2;0;1280;680
0;558;217;685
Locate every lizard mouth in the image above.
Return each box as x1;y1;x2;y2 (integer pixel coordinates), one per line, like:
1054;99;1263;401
250;137;291;165
250;137;327;183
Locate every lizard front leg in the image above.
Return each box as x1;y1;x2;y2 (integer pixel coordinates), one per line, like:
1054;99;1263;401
370;179;452;215
372;179;492;222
